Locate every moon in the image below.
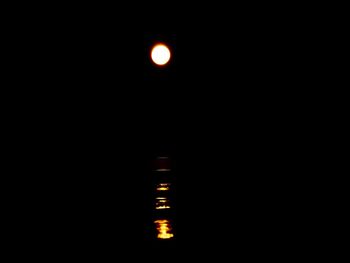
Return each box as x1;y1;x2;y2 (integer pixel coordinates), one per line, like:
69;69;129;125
151;44;171;66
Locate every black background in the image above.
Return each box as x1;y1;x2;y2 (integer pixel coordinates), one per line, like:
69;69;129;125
4;7;317;259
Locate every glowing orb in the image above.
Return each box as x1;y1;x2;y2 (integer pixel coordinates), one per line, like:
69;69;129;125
151;44;171;66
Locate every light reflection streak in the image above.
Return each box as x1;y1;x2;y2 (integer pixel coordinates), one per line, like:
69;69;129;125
153;157;175;240
157;187;169;191
154;219;174;239
156;183;170;191
155;197;170;209
155;205;170;210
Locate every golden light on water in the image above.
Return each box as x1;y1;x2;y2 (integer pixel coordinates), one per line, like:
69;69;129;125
157;183;170;191
156;205;171;210
155;197;170;209
154;219;174;239
152;156;175;240
157;187;169;191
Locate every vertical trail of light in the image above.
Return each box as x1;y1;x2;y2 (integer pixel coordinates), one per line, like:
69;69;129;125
153;156;174;239
154;219;174;239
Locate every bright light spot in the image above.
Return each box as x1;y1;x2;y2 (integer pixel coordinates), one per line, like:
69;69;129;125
151;44;171;66
154;219;174;239
155;205;171;210
157;187;169;191
155;168;171;172
157;183;170;191
156;197;170;209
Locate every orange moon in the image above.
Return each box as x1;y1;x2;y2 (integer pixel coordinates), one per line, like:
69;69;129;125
151;44;171;66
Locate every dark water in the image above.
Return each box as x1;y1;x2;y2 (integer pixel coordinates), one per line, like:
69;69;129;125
7;129;307;258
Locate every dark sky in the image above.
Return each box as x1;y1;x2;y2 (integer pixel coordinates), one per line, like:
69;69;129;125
7;10;314;258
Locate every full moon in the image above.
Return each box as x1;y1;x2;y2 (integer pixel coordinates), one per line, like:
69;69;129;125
151;44;171;66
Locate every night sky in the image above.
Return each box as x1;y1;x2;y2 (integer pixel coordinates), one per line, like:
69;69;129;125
6;8;313;259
